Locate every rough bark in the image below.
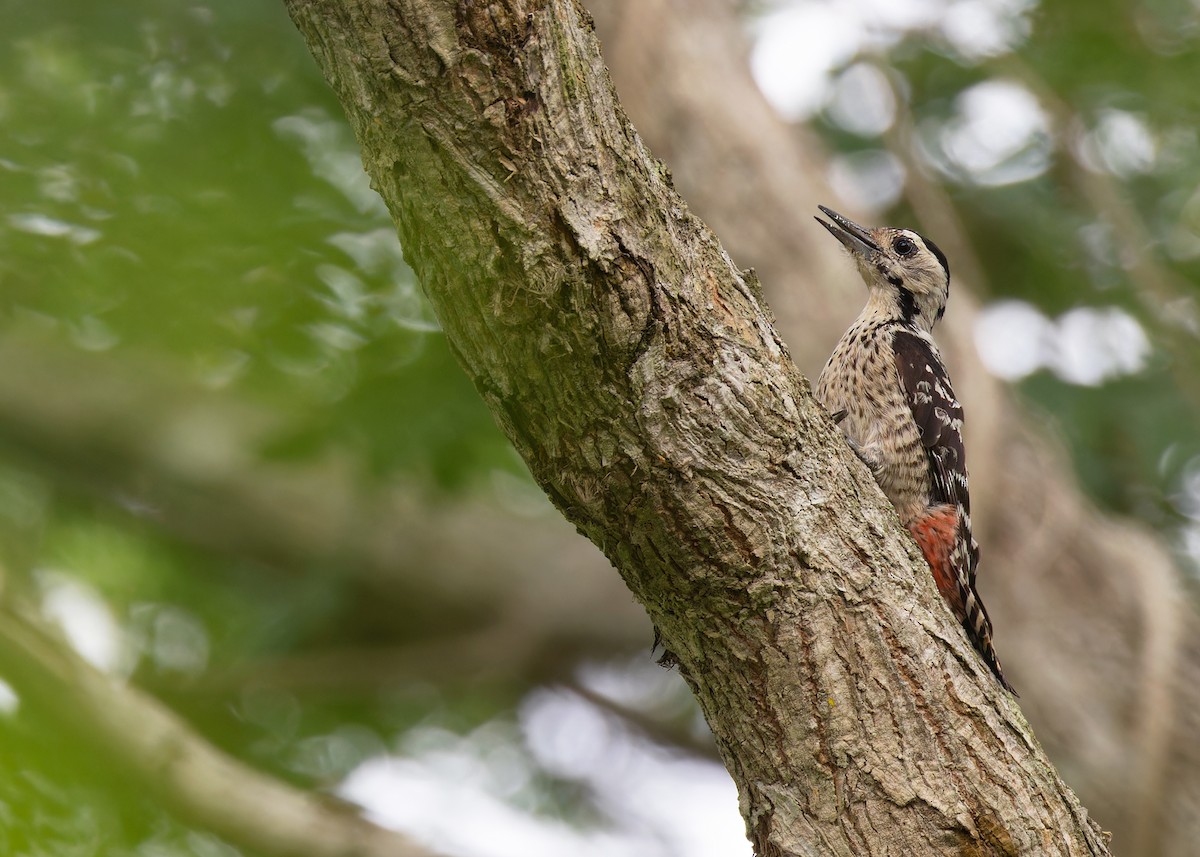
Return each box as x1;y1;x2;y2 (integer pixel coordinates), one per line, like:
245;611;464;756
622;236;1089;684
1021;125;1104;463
584;2;1200;854
282;1;1110;854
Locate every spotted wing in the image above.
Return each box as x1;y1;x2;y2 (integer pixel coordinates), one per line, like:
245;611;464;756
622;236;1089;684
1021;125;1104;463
892;332;967;509
891;329;1013;692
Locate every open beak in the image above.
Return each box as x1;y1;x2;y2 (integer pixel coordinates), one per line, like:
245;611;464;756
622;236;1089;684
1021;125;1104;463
815;205;881;258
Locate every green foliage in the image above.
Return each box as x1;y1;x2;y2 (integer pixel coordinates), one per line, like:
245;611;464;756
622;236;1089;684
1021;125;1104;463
0;0;517;488
0;707;244;857
0;0;531;850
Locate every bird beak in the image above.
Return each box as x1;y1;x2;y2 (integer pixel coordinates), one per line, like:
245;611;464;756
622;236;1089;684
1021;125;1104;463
815;205;881;258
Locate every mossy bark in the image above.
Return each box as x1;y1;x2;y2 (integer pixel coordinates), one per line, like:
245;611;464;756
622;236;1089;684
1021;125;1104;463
282;1;1110;854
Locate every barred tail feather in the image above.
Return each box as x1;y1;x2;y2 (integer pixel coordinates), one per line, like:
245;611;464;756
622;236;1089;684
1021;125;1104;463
961;582;1017;694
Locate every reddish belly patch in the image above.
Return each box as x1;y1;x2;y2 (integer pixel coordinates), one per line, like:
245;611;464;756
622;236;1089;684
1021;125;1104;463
908;506;964;615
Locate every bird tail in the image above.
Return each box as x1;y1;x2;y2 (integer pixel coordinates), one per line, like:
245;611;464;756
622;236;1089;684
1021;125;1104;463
909;508;1016;695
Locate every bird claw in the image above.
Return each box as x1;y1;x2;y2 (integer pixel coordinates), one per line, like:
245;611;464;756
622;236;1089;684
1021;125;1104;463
844;433;881;474
828;407;880;474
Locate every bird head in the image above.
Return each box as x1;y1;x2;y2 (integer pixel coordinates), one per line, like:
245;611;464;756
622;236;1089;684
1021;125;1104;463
815;205;950;331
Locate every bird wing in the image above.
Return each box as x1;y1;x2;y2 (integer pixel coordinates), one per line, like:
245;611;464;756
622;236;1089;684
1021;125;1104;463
891;328;979;579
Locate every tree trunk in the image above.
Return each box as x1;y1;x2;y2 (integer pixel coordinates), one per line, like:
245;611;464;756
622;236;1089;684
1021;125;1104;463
282;1;1110;854
584;2;1200;854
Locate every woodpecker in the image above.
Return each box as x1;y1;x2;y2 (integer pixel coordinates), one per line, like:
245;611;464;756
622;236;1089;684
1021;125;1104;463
813;205;1014;694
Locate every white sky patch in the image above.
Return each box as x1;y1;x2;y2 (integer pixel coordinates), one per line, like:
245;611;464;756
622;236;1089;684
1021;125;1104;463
940;0;1036;60
274;109;387;216
315;264;370;322
327;228;407;276
1051;306;1152;385
575;656;694;716
7;212;101;245
975;300;1151;385
854;0;948;29
826;62;896;136
37;571;129;674
973;300;1053;381
339;691;749;857
1181;523;1200;576
521;688;632;783
519;689;746;857
1175;457;1200;521
0;679;18;715
386;289;442;333
932;80;1052;186
748;3;864;120
1073;109;1158;178
324;230;442;333
342;751;650;857
1174;466;1200;580
307;320;366;352
747;0;1037;124
827;149;907;211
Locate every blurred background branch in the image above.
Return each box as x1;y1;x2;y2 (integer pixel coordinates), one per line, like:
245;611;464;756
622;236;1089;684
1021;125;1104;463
0;595;436;857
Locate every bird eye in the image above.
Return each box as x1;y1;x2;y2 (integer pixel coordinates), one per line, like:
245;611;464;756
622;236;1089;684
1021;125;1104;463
893;237;917;257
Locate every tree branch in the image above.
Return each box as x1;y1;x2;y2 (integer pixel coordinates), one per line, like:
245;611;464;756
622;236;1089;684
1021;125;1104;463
0;600;436;857
282;0;1110;853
